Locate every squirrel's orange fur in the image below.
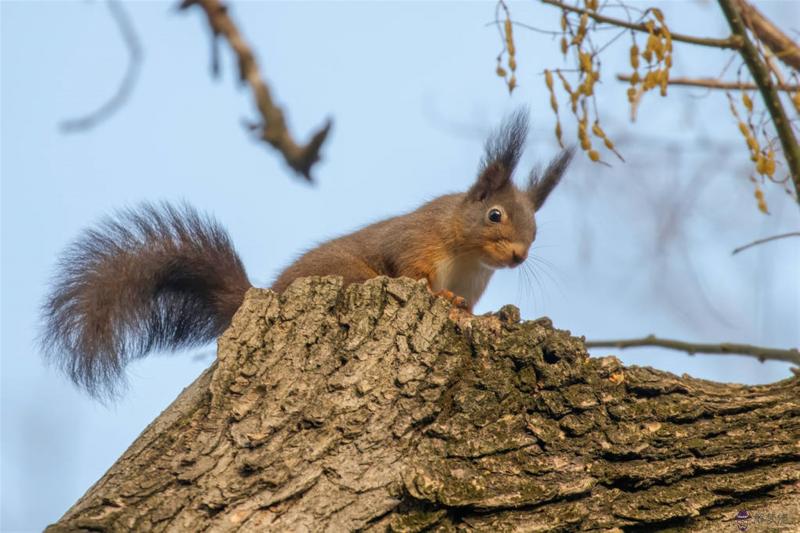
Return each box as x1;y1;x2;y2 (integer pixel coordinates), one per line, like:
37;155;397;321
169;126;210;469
41;110;573;398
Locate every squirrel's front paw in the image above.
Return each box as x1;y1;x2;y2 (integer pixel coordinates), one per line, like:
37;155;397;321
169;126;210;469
433;289;469;311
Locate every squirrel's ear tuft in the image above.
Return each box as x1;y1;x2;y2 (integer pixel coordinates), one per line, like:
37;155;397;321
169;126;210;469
467;109;529;201
528;148;575;210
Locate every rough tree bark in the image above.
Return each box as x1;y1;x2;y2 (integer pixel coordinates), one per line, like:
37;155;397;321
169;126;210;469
47;277;800;532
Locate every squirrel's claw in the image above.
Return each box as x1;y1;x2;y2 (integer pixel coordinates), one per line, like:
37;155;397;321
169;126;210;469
433;288;470;312
452;295;468;310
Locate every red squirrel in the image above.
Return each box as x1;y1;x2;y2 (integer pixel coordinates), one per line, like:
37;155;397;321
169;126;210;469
41;110;573;397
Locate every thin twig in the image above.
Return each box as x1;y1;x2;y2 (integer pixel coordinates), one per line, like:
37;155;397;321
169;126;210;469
718;0;800;204
540;0;743;49
179;0;332;182
60;0;143;132
485;19;561;36
586;335;800;365
732;231;800;254
616;74;800;92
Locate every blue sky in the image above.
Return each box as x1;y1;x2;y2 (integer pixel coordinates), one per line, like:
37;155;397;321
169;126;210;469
2;1;798;530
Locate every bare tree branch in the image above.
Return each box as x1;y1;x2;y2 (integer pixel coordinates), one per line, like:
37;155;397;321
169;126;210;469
718;0;800;205
60;0;142;132
540;0;743;50
586;335;800;365
45;279;800;531
179;0;332;182
616;74;800;92
732;231;800;255
735;0;800;73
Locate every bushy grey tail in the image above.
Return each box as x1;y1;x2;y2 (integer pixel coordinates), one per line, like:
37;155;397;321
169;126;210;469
40;202;252;399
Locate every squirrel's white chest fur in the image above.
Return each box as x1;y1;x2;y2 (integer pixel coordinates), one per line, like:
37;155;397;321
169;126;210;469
432;255;495;308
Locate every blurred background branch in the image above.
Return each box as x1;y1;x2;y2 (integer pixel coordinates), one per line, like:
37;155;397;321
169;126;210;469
178;0;331;182
59;0;142;132
60;0;331;181
586;335;800;365
732;231;800;254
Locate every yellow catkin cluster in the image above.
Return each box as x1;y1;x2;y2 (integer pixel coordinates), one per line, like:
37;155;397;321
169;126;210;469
572;12;589;47
560;14;569;56
753;186;769;214
626;9;673;108
544;69;565;148
575;104;600;162
792;90;800;114
591;120;622;160
495;12;518;93
728;92;774;214
551;9;620;164
556;69;577;113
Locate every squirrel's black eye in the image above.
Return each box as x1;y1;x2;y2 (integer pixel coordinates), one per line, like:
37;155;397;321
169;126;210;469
488;208;503;223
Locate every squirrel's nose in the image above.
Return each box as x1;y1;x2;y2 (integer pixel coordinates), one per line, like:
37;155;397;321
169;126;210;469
511;249;528;266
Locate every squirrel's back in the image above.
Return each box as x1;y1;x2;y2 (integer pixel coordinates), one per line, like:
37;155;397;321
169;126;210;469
270;193;461;293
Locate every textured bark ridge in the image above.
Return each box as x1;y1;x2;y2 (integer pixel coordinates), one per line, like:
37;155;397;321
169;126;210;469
48;277;800;532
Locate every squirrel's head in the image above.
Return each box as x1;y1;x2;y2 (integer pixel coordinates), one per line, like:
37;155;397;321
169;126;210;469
461;110;574;270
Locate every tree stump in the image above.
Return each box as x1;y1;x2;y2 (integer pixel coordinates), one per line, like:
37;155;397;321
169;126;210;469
47;277;800;532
